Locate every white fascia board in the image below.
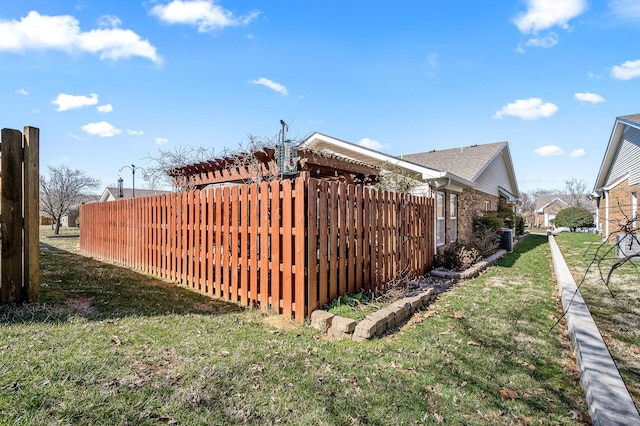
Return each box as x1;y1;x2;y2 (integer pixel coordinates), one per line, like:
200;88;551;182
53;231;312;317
594;119;626;191
302;132;438;181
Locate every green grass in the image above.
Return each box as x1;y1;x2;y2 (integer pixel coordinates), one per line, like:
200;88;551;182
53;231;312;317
0;229;589;425
554;232;640;409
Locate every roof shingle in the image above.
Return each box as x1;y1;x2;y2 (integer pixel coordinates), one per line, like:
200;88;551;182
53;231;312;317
401;141;507;182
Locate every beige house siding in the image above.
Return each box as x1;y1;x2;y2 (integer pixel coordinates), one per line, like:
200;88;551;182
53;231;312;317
474;152;512;197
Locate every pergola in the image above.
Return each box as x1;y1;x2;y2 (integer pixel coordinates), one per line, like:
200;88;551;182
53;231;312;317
169;146;381;189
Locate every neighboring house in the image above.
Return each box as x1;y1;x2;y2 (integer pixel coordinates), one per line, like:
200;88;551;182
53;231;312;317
99;187;171;202
300;133;520;251
592;114;640;238
533;195;596;228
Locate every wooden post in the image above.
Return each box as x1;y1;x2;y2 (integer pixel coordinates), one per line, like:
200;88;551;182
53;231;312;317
23;126;40;303
1;128;24;303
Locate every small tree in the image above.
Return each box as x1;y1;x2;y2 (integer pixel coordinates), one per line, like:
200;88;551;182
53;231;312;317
40;165;101;234
554;206;594;231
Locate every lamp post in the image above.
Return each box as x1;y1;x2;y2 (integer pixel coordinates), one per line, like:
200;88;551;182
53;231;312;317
118;164;147;198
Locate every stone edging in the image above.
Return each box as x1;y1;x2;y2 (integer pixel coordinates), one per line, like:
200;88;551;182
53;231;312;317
549;235;640;425
310;288;437;341
430;249;507;281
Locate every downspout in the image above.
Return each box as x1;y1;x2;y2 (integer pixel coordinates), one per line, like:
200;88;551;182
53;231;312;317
605;190;609;240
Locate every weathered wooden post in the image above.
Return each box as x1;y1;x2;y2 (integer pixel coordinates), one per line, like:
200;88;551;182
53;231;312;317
24;126;40;302
1;128;24;303
0;127;40;304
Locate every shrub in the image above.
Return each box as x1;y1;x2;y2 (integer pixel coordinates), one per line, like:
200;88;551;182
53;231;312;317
554;207;594;231
515;215;526;235
436;241;482;271
473;213;501;257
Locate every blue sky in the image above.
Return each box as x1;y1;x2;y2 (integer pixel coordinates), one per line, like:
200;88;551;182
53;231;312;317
1;0;640;194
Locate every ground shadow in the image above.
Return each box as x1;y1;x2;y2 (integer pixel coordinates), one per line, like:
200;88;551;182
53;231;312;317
0;242;244;324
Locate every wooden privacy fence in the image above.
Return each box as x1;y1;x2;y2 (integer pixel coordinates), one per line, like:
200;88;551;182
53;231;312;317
80;176;434;322
0;127;40;304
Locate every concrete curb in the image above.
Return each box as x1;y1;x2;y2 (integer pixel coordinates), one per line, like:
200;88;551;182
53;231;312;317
549;235;640;425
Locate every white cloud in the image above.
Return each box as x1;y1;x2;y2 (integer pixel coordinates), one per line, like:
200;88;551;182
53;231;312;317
97;15;122;28
52;93;98;111
15;88;28;95
250;77;288;96
611;59;640;80
151;0;259;33
574;92;605;103
0;11;161;63
523;33;558;49
493;97;558;120
358;138;386;151
610;0;640;19
127;129;144;136
514;0;587;33
534;145;564;156
97;103;113;113
82;121;121;137
155;137;169;145
570;148;586;158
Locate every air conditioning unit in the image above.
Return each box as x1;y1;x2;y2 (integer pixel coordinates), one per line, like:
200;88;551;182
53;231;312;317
615;234;640;259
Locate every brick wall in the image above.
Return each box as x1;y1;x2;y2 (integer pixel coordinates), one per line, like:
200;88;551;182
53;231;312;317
599;178;640;238
438;188;501;252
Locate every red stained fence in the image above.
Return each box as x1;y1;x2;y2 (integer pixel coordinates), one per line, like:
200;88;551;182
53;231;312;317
80;177;434;322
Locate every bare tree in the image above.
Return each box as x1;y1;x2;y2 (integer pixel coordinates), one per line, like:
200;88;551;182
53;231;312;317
40;165;101;234
564;178;588;207
143;135;282;191
143;145;217;190
376;162;422;194
517;192;536;227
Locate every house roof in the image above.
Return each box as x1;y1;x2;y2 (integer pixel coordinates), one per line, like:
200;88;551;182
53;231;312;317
534;194;596;213
402;141;519;199
100;187;171;202
534;196;569;213
593;113;640;192
300;132;519;199
402;142;508;182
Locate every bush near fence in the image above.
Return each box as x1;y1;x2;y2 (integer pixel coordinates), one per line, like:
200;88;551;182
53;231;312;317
80;176;434;322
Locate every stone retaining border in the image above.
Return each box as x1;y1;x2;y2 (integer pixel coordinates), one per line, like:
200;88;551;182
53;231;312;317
310;288;437;341
549;235;640;425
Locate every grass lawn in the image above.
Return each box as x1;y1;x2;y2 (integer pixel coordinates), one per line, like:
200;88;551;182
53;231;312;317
0;228;588;425
554;232;640;409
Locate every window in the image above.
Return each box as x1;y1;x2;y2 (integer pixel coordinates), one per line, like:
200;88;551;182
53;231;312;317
436;191;445;246
450;194;457;242
483;200;491;212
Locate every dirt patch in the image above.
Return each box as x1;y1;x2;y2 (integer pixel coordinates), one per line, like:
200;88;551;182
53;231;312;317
262;314;300;331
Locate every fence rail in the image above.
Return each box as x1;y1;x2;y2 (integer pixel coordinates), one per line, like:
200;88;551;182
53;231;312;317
80;177;434;321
